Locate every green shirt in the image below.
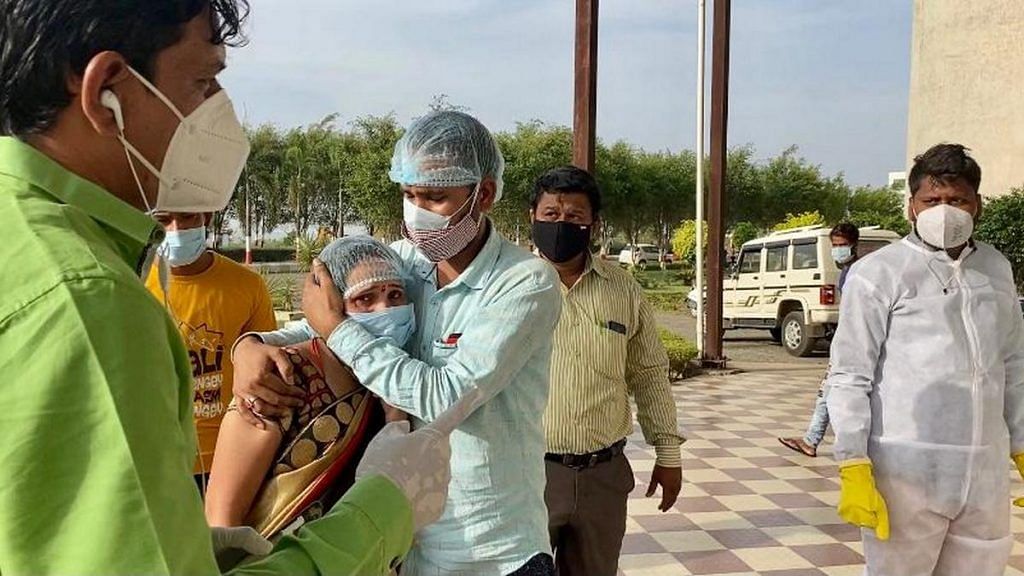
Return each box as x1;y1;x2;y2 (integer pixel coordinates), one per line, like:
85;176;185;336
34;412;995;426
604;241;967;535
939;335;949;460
0;137;412;575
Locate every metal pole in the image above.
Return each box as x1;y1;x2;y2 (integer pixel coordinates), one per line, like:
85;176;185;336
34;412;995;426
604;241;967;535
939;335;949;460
694;0;706;358
242;108;253;265
573;0;599;173
244;168;253;265
705;0;731;366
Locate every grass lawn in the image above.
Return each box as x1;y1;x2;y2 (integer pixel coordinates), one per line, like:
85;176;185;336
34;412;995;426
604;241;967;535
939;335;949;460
628;266;690;313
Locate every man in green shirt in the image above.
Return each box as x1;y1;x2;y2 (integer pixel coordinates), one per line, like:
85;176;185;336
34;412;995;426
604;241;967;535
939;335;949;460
0;1;451;574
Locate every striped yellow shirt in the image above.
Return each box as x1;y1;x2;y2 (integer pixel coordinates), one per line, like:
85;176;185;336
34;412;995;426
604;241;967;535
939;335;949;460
543;256;684;467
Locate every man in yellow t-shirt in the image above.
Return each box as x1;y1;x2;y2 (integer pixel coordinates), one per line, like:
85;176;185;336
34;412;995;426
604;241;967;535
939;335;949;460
146;212;277;488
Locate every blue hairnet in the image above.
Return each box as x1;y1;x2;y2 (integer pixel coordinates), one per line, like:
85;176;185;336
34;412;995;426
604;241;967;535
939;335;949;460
318;236;408;298
388;110;506;202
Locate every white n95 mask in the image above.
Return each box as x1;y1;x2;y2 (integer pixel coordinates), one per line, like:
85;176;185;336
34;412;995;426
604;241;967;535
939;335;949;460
914;204;975;249
107;66;250;214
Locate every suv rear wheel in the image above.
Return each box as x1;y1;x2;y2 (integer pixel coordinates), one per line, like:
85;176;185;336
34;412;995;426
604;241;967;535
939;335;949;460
782;310;817;357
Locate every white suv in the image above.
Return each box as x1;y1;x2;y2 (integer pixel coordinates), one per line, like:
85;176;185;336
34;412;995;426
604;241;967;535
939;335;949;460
690;225;901;357
618;244;660;268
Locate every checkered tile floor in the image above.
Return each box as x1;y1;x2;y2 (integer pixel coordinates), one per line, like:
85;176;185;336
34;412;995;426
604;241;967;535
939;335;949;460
617;367;1024;575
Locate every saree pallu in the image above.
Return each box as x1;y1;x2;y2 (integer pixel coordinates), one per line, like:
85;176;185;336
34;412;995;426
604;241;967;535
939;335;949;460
244;337;382;538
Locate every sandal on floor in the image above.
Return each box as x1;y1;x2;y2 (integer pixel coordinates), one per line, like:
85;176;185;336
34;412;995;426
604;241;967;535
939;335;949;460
778;437;817;457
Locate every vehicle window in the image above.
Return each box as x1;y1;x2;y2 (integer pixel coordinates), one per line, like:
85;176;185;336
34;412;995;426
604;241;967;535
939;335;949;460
766;246;788;272
793;243;818;270
858;240;890;257
739;249;761;274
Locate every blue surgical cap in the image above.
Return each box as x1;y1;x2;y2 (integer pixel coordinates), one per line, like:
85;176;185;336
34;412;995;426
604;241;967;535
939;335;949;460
388;110;505;202
318;236;408;298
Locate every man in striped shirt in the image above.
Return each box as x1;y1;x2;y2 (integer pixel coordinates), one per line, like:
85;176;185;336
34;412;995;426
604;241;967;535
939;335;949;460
530;166;684;575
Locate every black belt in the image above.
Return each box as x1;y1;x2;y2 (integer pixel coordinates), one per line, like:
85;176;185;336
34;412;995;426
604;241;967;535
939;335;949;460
545;440;626;470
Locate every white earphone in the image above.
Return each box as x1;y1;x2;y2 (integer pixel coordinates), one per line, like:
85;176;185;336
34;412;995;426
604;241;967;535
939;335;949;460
100;90;125;131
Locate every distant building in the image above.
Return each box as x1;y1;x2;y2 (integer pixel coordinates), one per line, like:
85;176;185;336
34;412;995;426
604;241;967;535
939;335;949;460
907;0;1024;197
888;171;907;192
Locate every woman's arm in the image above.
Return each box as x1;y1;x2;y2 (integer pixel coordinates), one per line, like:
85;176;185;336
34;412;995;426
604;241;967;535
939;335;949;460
205;408;284;527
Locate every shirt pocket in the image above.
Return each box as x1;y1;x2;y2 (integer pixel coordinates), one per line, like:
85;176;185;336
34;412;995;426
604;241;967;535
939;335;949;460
430;339;459;366
580;321;628;380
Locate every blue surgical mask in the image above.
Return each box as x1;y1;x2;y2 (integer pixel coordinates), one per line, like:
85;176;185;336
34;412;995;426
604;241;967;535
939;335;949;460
159;226;207;267
349;304;416;348
832;246;854;265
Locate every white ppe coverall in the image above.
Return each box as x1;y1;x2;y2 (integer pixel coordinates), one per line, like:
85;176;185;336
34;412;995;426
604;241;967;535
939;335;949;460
827;236;1024;576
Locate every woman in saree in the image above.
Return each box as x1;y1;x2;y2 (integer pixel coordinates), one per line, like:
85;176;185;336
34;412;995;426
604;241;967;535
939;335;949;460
205;236;415;538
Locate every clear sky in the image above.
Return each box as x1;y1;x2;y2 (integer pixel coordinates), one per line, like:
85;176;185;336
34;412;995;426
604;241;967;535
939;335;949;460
221;0;912;187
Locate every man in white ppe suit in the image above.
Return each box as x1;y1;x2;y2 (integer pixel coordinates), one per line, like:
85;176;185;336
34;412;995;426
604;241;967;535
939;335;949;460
827;143;1024;576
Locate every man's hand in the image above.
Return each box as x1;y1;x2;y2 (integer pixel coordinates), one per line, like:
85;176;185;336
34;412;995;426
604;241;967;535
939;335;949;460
355;389;482;531
837;460;889;540
302;259;347;339
211;525;273;571
231;336;304;429
647;465;682;512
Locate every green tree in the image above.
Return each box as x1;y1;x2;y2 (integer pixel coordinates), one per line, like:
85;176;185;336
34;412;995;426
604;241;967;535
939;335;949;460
316;128;362;237
493;121;573;242
347;114;404;240
641;150;696;250
670;220;707;268
774;211;825;231
845;185;910;235
428;93;469;113
282;126;318;251
730;221;761;250
975;187;1024;289
230;124;288;247
597;141;651;247
724;145;765;226
760;146;849;226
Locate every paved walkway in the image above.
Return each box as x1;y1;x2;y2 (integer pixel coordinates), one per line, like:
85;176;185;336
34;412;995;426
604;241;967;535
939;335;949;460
654;311;830;367
617;368;1024;575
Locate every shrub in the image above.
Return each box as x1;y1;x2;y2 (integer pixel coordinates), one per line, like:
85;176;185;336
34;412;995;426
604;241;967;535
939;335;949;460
671;220;707;269
261;272;297;311
296;234;330;272
975;188;1024;290
659;329;699;380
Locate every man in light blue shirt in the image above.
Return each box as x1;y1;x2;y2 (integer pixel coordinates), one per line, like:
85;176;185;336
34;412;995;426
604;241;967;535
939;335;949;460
234;111;561;575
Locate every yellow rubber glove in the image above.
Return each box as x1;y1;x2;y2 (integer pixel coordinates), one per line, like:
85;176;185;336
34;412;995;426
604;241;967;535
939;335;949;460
1012;453;1024;507
837;460;889;540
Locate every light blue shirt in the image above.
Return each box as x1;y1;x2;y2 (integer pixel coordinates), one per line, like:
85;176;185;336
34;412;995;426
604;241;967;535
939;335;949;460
323;225;560;575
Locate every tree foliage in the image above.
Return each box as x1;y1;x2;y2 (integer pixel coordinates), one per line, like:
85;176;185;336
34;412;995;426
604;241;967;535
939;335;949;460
774;211;826;231
730;221;761;250
225;116;917;257
346;115;404;240
846;185;911;235
975;187;1024;289
670;220;706;269
493;121;573;242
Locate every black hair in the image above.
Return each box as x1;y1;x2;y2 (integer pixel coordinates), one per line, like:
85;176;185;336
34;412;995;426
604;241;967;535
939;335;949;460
830;222;859;244
908;143;982;196
530;165;603;217
0;0;249;137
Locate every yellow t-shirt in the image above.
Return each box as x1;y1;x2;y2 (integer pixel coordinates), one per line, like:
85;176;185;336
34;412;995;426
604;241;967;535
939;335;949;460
146;253;278;473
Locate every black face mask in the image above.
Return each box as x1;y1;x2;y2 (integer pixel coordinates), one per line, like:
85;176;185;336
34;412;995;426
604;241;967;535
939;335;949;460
532;220;592;263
